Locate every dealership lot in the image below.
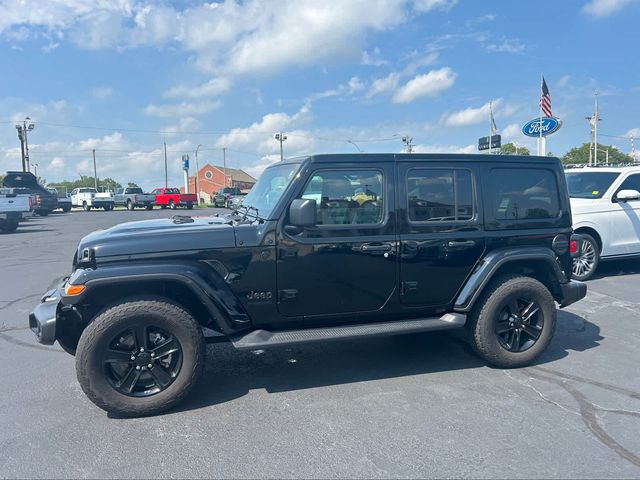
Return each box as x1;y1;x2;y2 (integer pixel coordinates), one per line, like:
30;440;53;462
1;210;639;478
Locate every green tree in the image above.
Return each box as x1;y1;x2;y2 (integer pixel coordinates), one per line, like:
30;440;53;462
0;174;4;185
562;143;632;165
49;176;122;193
127;182;140;188
500;143;530;155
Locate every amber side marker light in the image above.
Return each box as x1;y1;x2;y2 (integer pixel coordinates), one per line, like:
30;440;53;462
65;284;86;296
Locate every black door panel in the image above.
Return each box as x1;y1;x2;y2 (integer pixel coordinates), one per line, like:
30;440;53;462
398;163;485;308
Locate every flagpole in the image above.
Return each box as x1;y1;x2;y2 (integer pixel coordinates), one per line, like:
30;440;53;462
539;74;544;156
489;102;493;155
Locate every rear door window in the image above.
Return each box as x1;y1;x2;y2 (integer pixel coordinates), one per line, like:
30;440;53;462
491;168;560;220
406;169;474;222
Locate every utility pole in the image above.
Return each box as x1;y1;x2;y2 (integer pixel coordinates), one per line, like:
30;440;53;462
195;144;202;204
33;163;39;178
402;136;414;153
274;132;287;161
15;117;35;172
223;147;228;188
163;141;168;188
631;136;637;164
92;149;98;190
594;93;600;165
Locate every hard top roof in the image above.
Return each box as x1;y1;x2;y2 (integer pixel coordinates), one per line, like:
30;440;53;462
279;153;561;165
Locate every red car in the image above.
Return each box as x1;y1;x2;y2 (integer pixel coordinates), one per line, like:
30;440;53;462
152;188;197;210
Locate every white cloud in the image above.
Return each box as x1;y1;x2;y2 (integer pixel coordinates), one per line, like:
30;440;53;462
361;47;388;66
164;77;232;99
412;143;476;154
92;86;114;99
443;99;503;127
485;38;525;54
162;117;203;135
348;76;366;94
557;75;571;88
366;72;400;99
413;0;458;12
144;100;222;118
49;157;66;169
392;67;456;103
625;128;640;138
42;41;60;52
582;0;638;17
403;51;439;75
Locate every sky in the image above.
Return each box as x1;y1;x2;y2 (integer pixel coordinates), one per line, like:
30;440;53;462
1;0;639;190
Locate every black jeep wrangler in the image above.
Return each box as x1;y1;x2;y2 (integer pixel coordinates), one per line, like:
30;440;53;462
30;154;586;416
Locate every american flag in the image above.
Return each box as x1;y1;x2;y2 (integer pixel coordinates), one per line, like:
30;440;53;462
540;77;552;117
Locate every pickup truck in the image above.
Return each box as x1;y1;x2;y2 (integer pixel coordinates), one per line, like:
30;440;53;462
2;171;57;216
114;187;156;210
47;187;72;212
213;187;246;208
71;188;115;211
0;187;31;233
152;188;196;210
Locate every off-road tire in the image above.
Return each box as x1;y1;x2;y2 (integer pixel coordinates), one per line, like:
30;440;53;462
75;297;205;417
467;275;556;368
572;233;599;281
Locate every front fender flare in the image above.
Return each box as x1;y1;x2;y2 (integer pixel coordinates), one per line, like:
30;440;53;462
63;262;250;335
454;247;567;312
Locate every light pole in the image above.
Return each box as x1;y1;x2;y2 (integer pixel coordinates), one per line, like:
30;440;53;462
195;144;202;204
15;117;35;172
274;132;287;161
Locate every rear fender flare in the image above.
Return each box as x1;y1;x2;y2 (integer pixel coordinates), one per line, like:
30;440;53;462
454;247;566;312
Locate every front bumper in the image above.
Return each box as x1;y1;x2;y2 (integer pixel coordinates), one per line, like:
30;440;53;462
28;288;61;345
559;280;587;308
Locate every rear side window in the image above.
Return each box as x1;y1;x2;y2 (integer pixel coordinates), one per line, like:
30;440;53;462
407;169;474;222
491;168;560;220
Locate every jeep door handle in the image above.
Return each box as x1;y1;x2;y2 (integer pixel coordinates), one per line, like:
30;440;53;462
361;243;393;252
447;240;476;248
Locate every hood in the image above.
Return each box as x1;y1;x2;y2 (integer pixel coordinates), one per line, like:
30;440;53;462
77;215;236;261
569;197;609;216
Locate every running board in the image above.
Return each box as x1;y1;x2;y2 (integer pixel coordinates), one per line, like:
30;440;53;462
230;313;466;350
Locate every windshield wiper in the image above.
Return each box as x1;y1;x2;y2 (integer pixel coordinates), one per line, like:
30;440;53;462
229;205;264;223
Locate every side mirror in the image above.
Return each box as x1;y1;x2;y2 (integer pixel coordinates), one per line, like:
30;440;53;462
289;198;317;227
615;189;640;202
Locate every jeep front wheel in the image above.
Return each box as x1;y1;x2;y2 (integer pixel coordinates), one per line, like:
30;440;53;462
467;275;556;368
75;297;205;416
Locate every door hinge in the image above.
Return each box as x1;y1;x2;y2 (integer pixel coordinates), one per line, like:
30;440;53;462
278;289;298;302
400;281;418;295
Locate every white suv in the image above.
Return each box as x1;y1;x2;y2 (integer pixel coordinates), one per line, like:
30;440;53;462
566;166;640;280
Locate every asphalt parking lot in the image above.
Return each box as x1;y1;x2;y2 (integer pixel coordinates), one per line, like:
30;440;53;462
1;209;640;478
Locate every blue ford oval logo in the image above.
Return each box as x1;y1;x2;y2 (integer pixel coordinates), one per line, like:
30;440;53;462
522;117;562;137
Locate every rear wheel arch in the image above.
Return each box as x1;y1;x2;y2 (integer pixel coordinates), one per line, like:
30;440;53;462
574;226;603;253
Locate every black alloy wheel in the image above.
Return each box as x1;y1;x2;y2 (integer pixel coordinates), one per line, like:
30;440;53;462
103;325;183;397
495;297;544;353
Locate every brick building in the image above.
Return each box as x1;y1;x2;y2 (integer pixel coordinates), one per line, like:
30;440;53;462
182;164;257;204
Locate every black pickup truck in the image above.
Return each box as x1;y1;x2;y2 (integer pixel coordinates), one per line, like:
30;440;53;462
3;171;57;216
30;153;586;416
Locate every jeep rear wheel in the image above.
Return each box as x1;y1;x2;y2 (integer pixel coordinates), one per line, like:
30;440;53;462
75;297;205;416
572;233;599;281
467;275;556;368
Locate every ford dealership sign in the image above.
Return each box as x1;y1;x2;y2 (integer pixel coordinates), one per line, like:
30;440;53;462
522;117;562;137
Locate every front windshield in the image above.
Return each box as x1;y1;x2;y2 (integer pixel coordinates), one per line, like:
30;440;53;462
241;162;301;218
565;172;620;199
